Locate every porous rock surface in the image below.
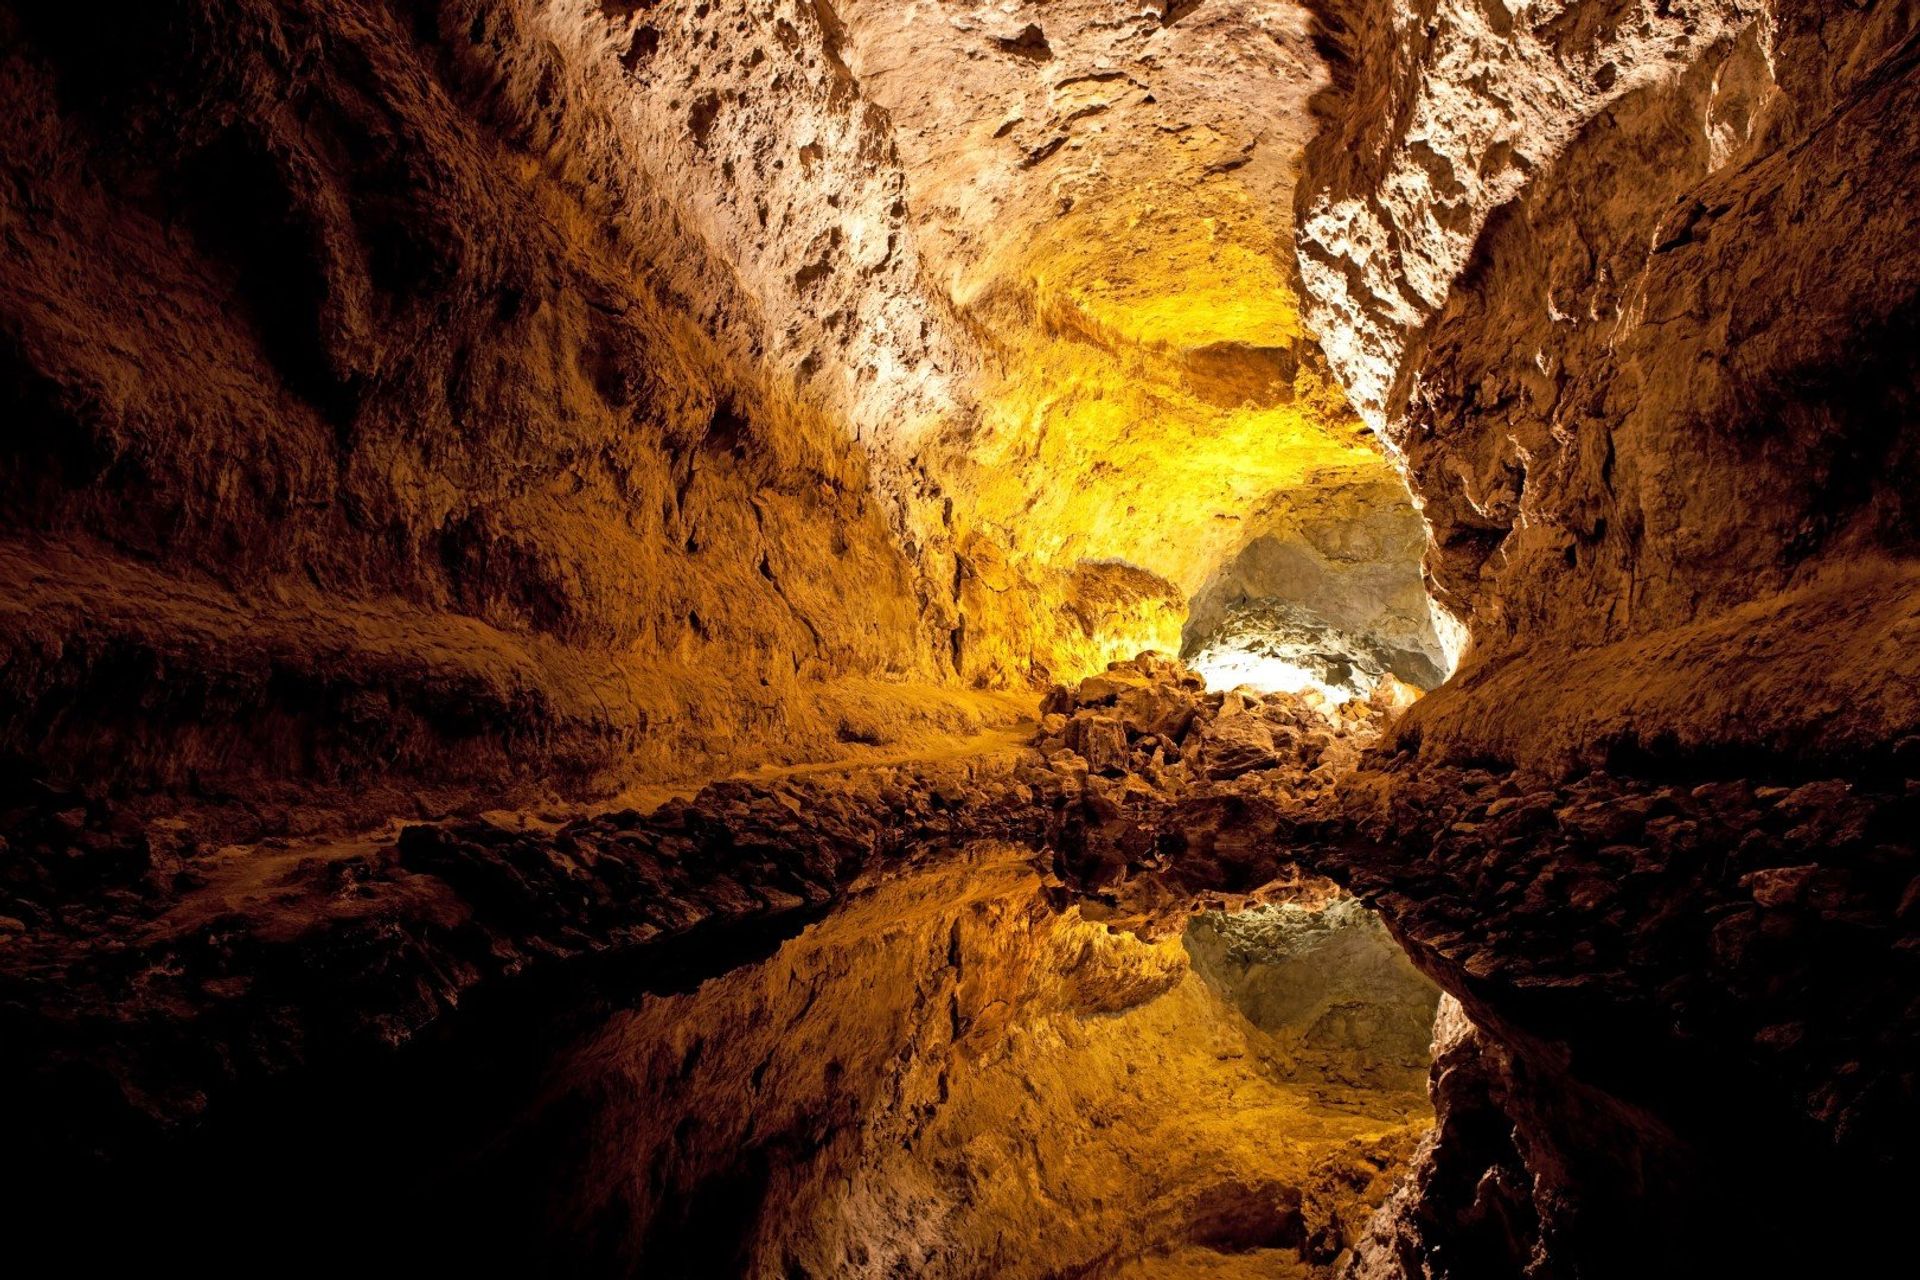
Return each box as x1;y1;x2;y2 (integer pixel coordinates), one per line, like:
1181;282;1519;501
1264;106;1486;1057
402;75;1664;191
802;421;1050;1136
1300;0;1920;768
0;0;989;820
1288;6;1920;1271
0;0;1430;825
1181;476;1453;682
6;1;1920;1277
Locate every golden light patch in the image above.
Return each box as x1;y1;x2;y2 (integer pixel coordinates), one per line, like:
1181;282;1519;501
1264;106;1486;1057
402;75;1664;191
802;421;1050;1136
1029;173;1303;354
942;165;1392;604
914;137;1410;687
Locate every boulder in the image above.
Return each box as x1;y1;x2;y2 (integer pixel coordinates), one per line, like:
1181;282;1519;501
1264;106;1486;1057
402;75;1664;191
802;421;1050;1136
1115;683;1198;741
1204;716;1279;780
1075;670;1154;706
1065;715;1130;775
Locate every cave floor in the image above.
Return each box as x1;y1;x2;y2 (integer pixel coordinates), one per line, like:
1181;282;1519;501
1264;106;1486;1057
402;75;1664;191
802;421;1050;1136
140;705;1042;951
17;649;1911;1276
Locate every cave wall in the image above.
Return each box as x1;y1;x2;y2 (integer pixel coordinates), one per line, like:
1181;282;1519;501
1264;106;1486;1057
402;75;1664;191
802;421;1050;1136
10;2;1917;1274
1292;2;1920;1274
830;0;1423;685
0;0;1009;819
1181;476;1449;685
0;0;1446;817
1300;0;1920;770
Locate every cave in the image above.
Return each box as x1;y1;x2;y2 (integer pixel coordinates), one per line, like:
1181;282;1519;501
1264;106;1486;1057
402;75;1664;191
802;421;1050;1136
2;1;1917;1277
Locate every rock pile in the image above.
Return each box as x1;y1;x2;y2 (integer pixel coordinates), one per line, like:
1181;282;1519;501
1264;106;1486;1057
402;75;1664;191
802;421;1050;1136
394;762;1071;964
1033;651;1408;791
1333;759;1920;1160
0;762;154;938
1;751;1068;1157
1019;652;1416;930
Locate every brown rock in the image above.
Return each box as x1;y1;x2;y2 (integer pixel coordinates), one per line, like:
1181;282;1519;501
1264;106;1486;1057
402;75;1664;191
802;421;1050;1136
1204;717;1279;781
1746;864;1819;909
1074;671;1153;707
1065;715;1131;776
1114;683;1197;741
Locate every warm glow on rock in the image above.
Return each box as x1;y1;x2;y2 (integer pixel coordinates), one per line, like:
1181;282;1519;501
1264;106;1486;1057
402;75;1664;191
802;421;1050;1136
954;168;1398;603
1033;172;1303;353
1184;597;1447;704
910;164;1412;689
13;0;1907;1273
827;0;1426;690
538;847;1434;1276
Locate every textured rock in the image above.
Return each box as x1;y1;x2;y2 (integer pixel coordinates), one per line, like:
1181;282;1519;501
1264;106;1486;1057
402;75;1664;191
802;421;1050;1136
1286;11;1920;1265
838;0;1414;630
1299;0;1920;769
0;0;1437;820
1186;598;1444;702
6;1;1920;1277
1064;713;1130;776
0;0;1003;817
1181;478;1453;679
1299;0;1759;432
1317;751;1920;1277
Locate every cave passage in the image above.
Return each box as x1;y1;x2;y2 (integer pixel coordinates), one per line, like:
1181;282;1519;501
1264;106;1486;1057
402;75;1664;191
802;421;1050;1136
1178;490;1453;702
4;1;1918;1278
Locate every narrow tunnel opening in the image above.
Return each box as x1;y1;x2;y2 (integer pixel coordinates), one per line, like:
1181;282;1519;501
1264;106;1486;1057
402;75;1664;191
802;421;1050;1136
1179;482;1454;702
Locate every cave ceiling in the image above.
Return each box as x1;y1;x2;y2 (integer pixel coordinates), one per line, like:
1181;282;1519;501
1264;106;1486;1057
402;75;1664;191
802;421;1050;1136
608;0;1407;611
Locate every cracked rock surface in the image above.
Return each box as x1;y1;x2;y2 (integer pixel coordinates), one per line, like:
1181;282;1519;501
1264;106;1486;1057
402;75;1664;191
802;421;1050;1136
1299;0;1920;770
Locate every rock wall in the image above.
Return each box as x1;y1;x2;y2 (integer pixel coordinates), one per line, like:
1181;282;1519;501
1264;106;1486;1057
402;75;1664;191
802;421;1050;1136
0;0;1443;817
1300;0;1920;770
1292;3;1920;1273
0;0;1171;826
832;0;1422;683
0;0;1007;819
1181;476;1449;686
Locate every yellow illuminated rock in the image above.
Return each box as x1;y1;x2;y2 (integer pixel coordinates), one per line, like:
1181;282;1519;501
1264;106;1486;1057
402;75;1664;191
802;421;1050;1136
832;3;1419;686
536;846;1432;1278
956;169;1389;598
